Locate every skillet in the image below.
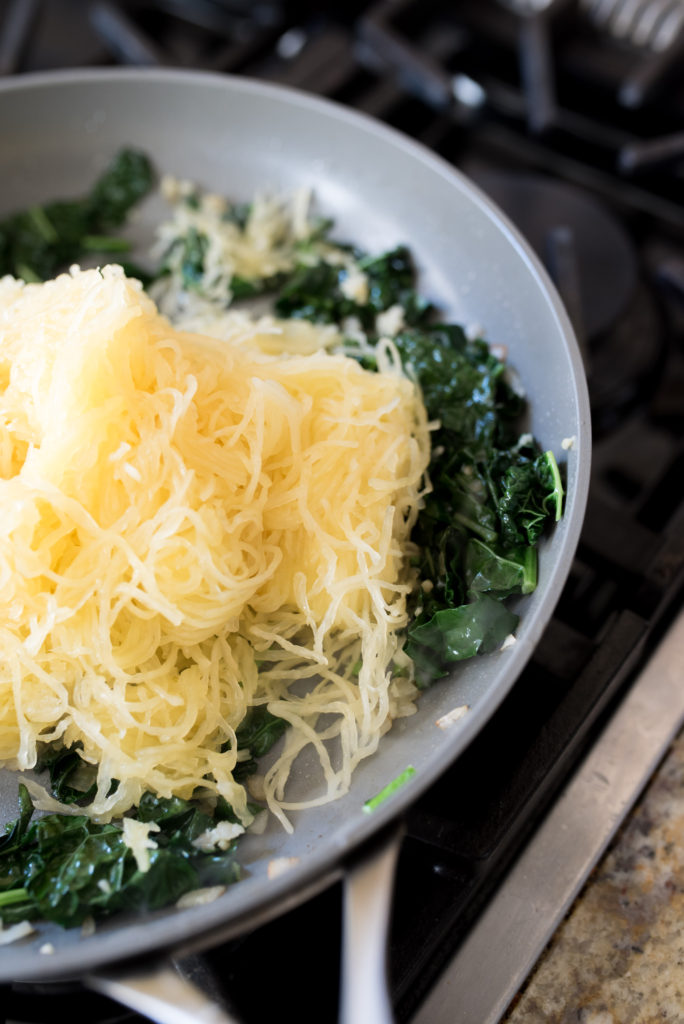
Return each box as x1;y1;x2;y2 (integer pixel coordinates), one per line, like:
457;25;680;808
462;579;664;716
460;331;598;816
0;67;590;1009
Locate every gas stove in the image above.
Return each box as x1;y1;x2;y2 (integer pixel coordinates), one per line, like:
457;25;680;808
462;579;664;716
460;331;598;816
1;2;683;1022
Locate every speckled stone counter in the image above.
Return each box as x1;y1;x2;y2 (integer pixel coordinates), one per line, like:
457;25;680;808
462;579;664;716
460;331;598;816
504;729;684;1023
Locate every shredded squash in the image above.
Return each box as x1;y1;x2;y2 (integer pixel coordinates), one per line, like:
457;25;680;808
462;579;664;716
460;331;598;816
0;265;430;830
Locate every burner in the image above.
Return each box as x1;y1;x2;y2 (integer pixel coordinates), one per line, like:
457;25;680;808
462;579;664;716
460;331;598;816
465;168;638;339
588;281;666;436
460;168;667;435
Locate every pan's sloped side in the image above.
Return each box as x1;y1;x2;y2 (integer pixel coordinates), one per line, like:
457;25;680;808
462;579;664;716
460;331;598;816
0;68;590;981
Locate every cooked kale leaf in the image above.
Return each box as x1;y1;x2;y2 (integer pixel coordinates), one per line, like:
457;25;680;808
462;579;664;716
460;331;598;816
275;260;354;323
394;324;525;449
86;148;155;230
35;743;97;805
232;706;289;782
406;594;520;677
0;785;241;928
0;704;289;927
359;246;432;326
274;245;431;330
0;148;153;282
387;325;564;686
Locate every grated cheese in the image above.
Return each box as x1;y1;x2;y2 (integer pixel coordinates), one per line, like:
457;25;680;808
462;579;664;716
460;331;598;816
375;304;405;338
436;705;470;730
176;885;226;908
0;920;34;945
122;818;160;873
150;185;319;324
192;820;245;852
267;856;299;879
0;264;430;830
339;267;369;304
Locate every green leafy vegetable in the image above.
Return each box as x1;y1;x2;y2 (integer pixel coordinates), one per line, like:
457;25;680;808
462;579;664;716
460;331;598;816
486;445;564;548
81;234;132;253
0;785;240;928
0;706;289;928
230;271;287;301
35;744;97;805
0;784;33;857
406;595;519;679
465;539;537;597
355;308;558;689
274;244;431;330
275;260;353;323
394;324;525;449
222;201;251;228
359;247;432;325
232;706;289;782
86;148;155;230
169;225;209;291
0;148;153;282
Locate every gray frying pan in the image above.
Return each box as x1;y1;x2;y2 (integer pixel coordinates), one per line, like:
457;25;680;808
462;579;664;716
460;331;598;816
0;69;590;1020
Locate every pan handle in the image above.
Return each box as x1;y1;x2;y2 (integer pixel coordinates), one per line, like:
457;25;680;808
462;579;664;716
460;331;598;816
340;820;403;1024
85;961;240;1024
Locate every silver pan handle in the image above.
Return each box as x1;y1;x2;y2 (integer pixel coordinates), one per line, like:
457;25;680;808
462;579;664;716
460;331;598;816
86;961;240;1024
340;821;403;1024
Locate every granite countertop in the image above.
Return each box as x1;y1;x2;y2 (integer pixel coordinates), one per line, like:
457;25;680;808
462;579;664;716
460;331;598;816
504;729;684;1023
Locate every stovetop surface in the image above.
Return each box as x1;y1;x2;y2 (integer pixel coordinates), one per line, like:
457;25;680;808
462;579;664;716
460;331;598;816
1;1;684;1021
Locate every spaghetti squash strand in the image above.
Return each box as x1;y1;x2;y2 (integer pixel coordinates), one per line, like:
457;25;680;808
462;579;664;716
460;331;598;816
0;265;430;825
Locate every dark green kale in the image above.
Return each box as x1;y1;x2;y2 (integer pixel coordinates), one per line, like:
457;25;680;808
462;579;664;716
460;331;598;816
232;706;289;782
86;148;155;230
222;201;251;229
465;539;538;597
178;227;208;290
389;324;563;686
230;271;288;301
0;148;154;282
0;701;289;928
486;444;564;548
274;245;431;330
275;260;354;323
394;324;525;450
405;595;520;683
159;224;209;291
359;246;432;326
35;743;97;805
0;785;240;928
